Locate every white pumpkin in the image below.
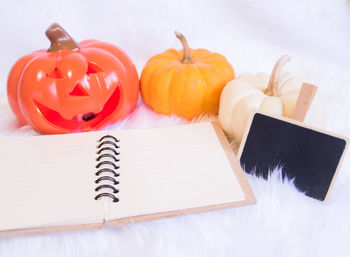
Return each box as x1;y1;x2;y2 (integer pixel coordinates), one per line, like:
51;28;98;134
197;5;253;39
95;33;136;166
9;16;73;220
219;55;324;144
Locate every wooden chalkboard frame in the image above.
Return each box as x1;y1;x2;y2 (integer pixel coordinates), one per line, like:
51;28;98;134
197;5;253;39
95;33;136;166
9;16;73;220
237;109;349;201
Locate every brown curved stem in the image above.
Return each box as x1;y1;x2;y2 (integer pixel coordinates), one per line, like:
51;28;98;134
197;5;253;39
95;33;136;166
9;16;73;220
46;23;80;52
263;55;291;96
174;31;193;63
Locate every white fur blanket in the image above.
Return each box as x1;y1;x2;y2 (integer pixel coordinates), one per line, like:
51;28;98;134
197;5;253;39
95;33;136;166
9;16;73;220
0;0;349;256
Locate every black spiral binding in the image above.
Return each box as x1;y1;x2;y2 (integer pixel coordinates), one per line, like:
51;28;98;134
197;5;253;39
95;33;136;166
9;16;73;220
95;135;120;202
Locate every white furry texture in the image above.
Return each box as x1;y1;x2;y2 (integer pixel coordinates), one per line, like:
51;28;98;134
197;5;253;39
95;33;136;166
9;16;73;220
0;0;349;256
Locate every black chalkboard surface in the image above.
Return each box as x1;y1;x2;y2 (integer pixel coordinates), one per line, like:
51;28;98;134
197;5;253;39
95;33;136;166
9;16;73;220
238;111;348;201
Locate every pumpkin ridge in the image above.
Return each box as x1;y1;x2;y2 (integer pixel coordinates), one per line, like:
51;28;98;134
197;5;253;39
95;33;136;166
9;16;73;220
192;64;208;113
195;54;228;63
191;50;212;60
80;47;126;88
148;62;179;113
147;51;181;63
235;91;264;107
196;61;233;81
258;96;283;112
141;61;177;106
200;57;229;66
7;52;44;125
147;56;179;63
79;40;139;77
168;64;186;115
141;61;176;110
280;90;300;117
146;57;179;67
196;64;228;114
18;56;60;119
218;61;235;83
79;40;134;64
234;79;265;92
230;94;265;141
165;64;183;114
169;64;205;117
197;50;228;59
197;59;234;81
278;76;304;92
164;48;182;58
81;46;125;65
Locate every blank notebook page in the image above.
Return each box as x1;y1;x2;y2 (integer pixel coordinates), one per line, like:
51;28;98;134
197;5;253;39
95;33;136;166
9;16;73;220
0;132;105;231
108;122;245;220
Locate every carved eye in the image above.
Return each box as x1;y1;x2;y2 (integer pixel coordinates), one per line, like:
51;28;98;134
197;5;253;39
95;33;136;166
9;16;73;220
87;62;103;75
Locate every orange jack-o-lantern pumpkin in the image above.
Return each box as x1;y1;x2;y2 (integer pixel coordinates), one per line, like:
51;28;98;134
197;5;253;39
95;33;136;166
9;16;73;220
7;23;139;134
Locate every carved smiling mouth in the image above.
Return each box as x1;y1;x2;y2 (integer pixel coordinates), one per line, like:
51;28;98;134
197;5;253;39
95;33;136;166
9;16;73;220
34;86;121;131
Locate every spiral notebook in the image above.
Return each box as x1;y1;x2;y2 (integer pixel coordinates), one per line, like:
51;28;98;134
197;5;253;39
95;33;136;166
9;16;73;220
0;122;255;237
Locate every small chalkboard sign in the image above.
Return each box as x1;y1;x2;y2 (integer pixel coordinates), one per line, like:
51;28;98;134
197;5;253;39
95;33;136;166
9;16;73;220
238;110;348;201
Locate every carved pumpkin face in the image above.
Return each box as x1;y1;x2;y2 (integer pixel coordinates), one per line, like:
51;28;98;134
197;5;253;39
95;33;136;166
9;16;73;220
7;24;139;134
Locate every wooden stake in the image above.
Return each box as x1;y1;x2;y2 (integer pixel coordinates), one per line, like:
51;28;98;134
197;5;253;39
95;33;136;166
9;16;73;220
291;83;317;122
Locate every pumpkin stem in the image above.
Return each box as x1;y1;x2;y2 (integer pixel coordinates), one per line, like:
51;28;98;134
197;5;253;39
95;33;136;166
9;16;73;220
264;55;291;96
174;31;193;63
46;23;80;52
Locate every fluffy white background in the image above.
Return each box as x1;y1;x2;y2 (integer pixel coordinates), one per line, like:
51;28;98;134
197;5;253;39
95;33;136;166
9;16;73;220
0;0;349;256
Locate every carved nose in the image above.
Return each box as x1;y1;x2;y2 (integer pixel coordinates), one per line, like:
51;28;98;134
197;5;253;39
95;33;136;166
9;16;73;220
69;84;89;96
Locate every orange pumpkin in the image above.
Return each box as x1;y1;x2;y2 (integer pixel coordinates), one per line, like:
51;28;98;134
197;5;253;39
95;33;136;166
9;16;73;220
140;32;234;119
7;23;139;134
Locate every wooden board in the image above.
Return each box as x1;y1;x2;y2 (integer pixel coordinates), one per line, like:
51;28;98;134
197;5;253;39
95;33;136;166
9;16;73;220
291;83;317;122
237;110;348;201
